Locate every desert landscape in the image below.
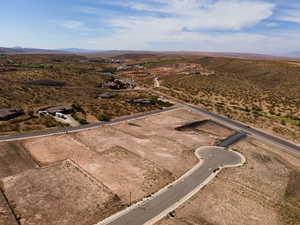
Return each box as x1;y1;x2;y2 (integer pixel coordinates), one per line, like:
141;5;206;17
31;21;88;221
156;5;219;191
0;51;299;225
2;1;300;224
123;55;300;144
0;107;298;225
1;52;299;147
0;108;241;225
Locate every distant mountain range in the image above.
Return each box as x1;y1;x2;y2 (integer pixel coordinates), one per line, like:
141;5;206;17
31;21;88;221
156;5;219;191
57;48;101;53
0;47;66;54
283;51;300;58
1;46;299;59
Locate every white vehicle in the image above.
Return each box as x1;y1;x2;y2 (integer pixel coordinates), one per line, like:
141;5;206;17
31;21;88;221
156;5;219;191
37;110;48;116
55;112;67;119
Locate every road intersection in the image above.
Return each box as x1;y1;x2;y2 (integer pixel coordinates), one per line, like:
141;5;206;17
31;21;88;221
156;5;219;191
0;93;299;225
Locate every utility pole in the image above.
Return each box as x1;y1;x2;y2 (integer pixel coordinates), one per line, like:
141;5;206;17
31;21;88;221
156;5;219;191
129;191;132;206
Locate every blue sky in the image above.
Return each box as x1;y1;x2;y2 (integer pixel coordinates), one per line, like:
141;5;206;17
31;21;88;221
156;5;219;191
1;0;300;54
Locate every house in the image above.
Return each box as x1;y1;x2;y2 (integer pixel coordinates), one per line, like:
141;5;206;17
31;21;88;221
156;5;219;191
98;93;116;99
0;108;23;121
89;59;106;63
133;99;152;105
38;106;73;116
118;78;136;89
117;65;132;71
95;72;114;76
102;78;135;90
133;65;144;70
103;81;119;89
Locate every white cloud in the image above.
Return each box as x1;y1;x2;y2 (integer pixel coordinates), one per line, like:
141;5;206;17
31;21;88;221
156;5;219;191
62;20;84;29
87;0;274;50
128;0;274;30
265;22;280;27
80;0;300;54
278;9;300;24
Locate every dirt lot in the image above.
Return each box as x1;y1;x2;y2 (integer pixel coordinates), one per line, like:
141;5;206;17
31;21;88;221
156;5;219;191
1;160;121;225
21;109;228;204
0;108;240;224
73;108;216;177
0;143;37;179
0;191;18;225
176;120;235;140
156;138;300;225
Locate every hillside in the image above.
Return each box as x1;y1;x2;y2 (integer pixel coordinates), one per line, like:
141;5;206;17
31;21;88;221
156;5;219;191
131;56;300;143
0;54;172;135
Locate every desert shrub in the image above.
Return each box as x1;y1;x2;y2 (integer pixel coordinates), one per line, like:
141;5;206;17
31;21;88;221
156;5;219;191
102;67;117;73
72;103;85;113
97;113;112;121
0;123;18;132
72;114;88;125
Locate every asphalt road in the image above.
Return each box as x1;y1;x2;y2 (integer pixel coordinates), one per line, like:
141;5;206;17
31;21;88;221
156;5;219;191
96;147;243;225
187;105;300;156
0;106;179;143
147;89;300;156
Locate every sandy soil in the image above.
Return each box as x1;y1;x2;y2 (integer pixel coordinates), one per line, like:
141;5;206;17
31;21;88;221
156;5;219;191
22;109;221;204
88;146;174;203
0;191;18;225
1;160;121;225
176;119;235;141
195;120;235;139
4;108;241;224
22;134;173;203
73;109;216;177
156;138;300;225
0;143;37;179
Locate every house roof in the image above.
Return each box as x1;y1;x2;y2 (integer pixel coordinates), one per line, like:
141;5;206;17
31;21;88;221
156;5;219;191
98;93;115;98
0;108;21;118
133;99;152;104
46;106;73;114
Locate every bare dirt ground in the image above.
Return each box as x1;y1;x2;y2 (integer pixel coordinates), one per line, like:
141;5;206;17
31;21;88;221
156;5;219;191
21;134;174;203
195;121;234;139
0;108;240;224
0;191;18;225
1;160;122;225
0;143;37;179
175;120;235;141
73;108;216;177
21;109;226;205
156;138;300;225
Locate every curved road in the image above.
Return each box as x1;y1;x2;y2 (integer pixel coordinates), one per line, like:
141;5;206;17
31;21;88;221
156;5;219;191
95;147;244;225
